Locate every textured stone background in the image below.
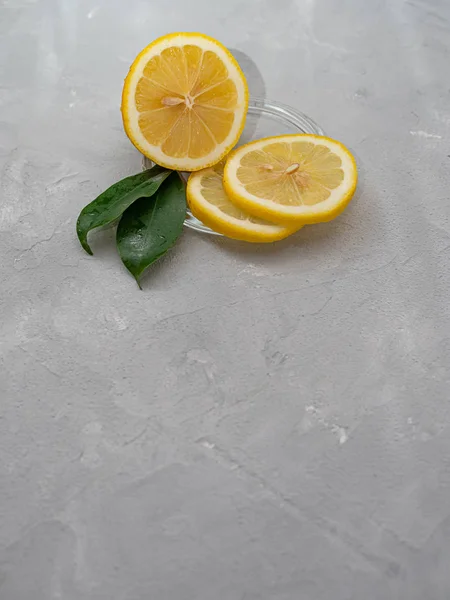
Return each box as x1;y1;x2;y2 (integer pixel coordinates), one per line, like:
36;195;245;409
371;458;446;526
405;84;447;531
1;0;450;598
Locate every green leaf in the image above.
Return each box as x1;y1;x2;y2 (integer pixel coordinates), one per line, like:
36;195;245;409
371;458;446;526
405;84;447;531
116;172;187;288
76;166;171;255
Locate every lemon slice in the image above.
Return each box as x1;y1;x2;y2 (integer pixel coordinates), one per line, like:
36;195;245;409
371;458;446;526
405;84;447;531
121;32;249;172
223;134;357;224
187;162;300;242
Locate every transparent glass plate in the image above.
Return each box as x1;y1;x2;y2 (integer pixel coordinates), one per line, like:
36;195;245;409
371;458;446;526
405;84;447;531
142;97;324;236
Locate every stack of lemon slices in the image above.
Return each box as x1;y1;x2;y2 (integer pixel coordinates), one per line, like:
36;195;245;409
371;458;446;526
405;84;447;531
121;33;358;243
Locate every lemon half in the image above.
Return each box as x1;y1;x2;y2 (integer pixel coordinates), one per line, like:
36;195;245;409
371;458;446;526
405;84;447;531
121;33;249;172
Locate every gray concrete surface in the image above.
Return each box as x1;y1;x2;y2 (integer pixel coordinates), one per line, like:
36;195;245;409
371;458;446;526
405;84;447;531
1;0;450;598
